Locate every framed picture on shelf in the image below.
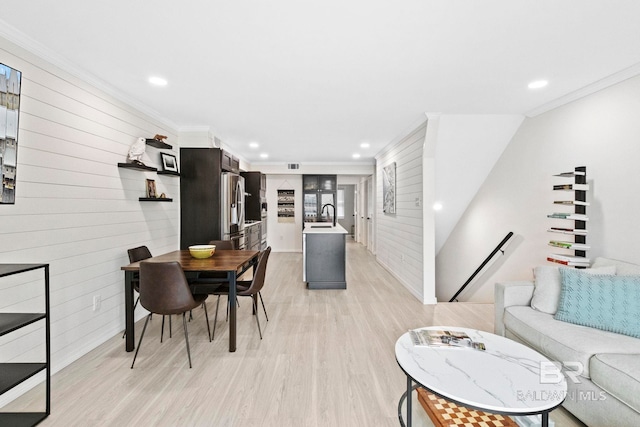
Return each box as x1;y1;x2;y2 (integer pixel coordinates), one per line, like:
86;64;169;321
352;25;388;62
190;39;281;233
160;152;178;172
146;179;157;198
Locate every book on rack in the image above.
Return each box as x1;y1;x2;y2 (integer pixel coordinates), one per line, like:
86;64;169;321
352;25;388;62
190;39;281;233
547;213;589;221
553;184;589;191
548;241;591;250
554;171;586;177
409;329;486;351
547;227;588;235
553;200;590;206
547;254;590;266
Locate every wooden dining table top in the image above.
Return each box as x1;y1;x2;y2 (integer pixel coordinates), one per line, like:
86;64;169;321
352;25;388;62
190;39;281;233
121;249;260;272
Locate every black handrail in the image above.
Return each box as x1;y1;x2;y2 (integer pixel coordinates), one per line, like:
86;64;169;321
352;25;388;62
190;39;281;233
449;231;514;302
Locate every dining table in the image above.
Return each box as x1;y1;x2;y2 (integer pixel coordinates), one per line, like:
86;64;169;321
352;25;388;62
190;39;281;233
121;249;260;352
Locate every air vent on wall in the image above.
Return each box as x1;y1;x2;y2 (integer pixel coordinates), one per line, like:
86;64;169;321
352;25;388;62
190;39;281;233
287;163;300;170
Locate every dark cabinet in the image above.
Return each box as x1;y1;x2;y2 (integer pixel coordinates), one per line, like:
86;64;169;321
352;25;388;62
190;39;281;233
303;175;337;223
0;264;50;425
245;223;261;251
221;149;240;173
304;233;346;289
180;148;225;249
241;171;266;221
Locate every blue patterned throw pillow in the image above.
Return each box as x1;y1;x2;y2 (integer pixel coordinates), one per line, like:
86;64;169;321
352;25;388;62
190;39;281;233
555;268;640;338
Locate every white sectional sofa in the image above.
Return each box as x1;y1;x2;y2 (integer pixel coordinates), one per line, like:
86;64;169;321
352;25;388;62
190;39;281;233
495;257;640;427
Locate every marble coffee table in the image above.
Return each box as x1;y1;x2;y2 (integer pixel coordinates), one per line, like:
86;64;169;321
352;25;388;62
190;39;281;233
395;327;567;427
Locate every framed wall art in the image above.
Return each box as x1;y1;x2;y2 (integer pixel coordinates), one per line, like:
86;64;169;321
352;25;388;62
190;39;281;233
0;63;22;204
146;179;157;198
160;152;178;173
277;189;295;223
382;162;396;214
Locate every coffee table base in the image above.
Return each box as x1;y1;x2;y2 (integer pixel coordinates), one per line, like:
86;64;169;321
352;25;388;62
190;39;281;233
398;377;552;427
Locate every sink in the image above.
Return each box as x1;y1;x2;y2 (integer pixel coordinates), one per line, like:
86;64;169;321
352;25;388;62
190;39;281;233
310;225;333;228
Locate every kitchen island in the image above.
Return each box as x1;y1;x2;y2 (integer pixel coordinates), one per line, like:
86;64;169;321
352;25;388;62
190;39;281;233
302;222;348;289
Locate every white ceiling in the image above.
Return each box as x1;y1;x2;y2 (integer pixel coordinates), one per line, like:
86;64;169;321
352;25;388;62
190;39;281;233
3;1;640;164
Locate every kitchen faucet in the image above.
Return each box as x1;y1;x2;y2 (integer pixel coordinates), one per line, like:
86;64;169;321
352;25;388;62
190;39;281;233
321;203;336;227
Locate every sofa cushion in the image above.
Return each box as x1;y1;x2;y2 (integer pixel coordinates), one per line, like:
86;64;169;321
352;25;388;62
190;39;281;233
504;306;640;378
555;268;640;338
592;257;640;276
531;265;616;315
590;354;640;413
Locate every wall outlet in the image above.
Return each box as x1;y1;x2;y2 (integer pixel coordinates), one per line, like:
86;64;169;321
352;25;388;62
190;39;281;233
400;254;405;262
93;295;102;312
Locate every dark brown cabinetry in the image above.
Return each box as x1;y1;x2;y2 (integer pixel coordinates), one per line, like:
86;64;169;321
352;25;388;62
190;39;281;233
221;149;240;173
179;148;226;249
0;264;50;425
245;223;261;251
241;171;266;221
303;175;337;223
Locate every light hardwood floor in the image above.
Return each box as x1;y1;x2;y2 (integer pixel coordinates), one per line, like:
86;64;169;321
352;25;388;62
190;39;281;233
5;240;585;426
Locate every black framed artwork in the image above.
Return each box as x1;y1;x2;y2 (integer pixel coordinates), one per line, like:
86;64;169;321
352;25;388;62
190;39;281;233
0;63;22;204
160;152;178;173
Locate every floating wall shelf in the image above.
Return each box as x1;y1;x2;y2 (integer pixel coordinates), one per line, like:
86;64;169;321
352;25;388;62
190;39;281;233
117;163;157;172
145;138;172;149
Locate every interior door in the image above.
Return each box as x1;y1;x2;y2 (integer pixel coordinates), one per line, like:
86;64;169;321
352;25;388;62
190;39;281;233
366;175;374;253
361;179;368;248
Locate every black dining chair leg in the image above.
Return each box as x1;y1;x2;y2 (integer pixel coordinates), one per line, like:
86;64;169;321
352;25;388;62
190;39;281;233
212;295;221;340
259;292;268;321
131;314;151;369
161;315;173;342
253;298;263;339
122;296;142;339
202;302;212;343
182;312;193;369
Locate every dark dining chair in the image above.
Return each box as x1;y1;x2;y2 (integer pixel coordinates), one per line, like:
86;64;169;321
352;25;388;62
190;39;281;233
131;261;211;369
211;246;271;340
127;245;152;311
126;245;177;339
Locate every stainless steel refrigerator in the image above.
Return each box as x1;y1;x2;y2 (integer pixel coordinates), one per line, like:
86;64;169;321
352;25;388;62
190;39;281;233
221;172;246;249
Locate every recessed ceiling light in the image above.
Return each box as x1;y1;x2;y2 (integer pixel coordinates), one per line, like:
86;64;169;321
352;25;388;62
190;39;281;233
352;153;361;159
528;80;548;89
249;142;259;148
433;202;443;211
360;142;370;149
148;76;168;86
259;153;268;159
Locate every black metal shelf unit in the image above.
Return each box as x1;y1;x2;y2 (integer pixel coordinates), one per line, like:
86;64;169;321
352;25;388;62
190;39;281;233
547;166;589;267
0;264;50;426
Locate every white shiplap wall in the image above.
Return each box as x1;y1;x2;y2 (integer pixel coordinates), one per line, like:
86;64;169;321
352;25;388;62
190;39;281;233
0;37;179;405
375;121;426;300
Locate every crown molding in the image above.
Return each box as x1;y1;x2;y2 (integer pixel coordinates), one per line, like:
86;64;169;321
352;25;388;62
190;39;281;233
526;62;640;117
0;19;180;131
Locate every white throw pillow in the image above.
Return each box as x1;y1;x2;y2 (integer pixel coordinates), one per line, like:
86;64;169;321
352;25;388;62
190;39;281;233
531;265;617;314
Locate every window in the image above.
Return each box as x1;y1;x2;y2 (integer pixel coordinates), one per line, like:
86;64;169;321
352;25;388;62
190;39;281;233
337;188;345;219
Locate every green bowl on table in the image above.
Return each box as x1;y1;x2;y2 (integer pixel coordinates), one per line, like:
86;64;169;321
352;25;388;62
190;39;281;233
188;245;216;259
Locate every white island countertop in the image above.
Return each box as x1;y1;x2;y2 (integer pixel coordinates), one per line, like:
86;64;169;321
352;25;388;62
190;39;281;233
302;222;348;234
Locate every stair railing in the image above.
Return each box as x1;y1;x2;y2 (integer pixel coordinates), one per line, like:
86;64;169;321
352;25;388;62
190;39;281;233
449;231;514;302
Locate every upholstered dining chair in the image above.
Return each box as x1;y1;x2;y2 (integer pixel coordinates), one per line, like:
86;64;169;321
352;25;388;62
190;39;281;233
211;246;271;340
126;245;177;340
127;245;152;310
131;261;211;369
